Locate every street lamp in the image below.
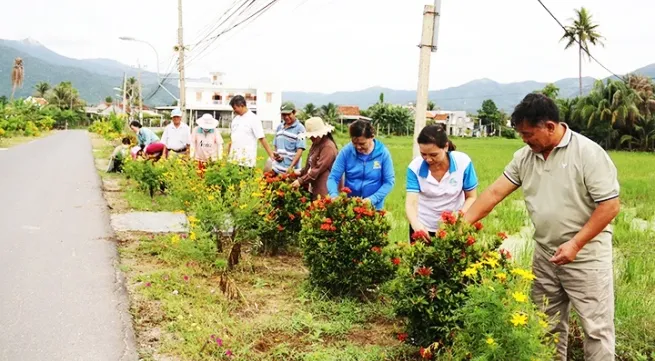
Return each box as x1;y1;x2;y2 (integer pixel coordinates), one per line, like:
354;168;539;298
118;36;178;102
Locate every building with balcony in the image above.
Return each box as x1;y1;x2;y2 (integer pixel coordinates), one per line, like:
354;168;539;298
183;72;282;131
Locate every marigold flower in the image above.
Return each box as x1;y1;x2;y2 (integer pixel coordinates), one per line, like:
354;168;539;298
495;272;507;282
511;268;536;281
483;257;499;268
462;267;478;277
510;312;528;326
540;320;549;329
300;196;307;203
512;292;528;303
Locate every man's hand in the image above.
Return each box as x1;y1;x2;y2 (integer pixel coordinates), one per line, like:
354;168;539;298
287;167;295;174
273;152;283;162
291;180;301;188
550;239;582;265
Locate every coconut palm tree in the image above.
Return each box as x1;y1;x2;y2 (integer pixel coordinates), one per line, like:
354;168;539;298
10;58;24;100
560;7;604;96
320;102;340;125
427;100;436;111
625;74;655;120
34;82;50;98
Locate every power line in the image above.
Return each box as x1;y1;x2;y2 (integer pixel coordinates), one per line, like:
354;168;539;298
535;0;623;81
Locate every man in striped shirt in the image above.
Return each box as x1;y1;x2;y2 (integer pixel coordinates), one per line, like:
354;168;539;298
270;104;306;174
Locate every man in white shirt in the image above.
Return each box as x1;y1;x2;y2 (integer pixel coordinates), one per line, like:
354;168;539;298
162;108;191;159
227;95;276;167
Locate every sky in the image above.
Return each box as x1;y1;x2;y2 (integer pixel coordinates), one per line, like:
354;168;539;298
2;0;654;93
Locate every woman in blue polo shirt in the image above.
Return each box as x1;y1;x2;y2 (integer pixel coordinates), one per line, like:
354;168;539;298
327;120;395;210
406;125;478;239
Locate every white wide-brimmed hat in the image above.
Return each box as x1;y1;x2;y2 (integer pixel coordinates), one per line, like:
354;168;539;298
298;117;334;139
196;113;219;130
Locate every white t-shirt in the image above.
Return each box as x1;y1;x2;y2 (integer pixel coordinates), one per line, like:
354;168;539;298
161;122;191;150
229;111;265;167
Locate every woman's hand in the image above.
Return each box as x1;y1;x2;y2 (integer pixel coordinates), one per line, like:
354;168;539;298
291;180;301;188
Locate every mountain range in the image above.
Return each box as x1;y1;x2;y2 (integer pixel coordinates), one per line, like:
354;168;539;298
1;38;654;112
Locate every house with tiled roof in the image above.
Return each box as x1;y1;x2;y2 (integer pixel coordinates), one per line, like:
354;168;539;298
337;105;372;123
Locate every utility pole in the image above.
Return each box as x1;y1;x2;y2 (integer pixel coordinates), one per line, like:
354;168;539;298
122;72;129;126
138;61;143;123
177;0;187;124
412;0;442;158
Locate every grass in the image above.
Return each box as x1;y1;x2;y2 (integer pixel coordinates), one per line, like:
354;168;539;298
0;131;54;148
90;131;655;360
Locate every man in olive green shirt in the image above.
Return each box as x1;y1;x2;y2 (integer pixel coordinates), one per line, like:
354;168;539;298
464;93;620;361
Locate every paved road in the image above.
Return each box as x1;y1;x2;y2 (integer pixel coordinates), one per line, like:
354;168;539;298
0;131;137;361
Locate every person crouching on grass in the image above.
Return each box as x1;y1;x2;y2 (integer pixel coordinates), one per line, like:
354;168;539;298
405;125;478;241
190;113;224;176
327;119;395;210
130;120;165;161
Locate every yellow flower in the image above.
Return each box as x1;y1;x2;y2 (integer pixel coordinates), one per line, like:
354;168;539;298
251;192;263;198
486;337;495;345
471;262;484;270
510;312;528;327
512;292;528;303
187;216;198;224
207;195;215;201
239;204;248;209
511;268;537;281
462;267;478;278
539;320;549;329
171;235;181;245
189;232;196;241
483;257;499;268
228;185;235;191
495;273;507;282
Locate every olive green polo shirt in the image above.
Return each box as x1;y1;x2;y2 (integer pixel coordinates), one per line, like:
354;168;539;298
503;124;620;269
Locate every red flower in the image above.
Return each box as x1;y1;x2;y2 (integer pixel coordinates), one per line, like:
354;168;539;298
474;221;484;231
498;232;508;240
276;190;285;197
320;223;331;231
500;248;512;259
341;187;352;194
288;214;296;221
437;229;447;239
397;333;408;342
420;347;433;359
300;196;307;203
416;266;432;277
391;257;401;265
441;211;457;225
411;230;429;241
466;235;476;246
323;218;333;224
371;246;382;254
379;210;387;216
277;225;285;231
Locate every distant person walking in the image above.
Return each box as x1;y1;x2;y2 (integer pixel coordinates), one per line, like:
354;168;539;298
291;117;338;199
464;93;620;361
227;95;276;168
327;120;395;210
268;103;306;174
130;121;164;160
190;113;224;173
406;125;478;239
161;108;191;159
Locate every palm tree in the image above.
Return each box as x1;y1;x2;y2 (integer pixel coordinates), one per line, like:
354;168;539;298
560;7;604;96
34;82;50;98
298;103;319;121
427;100;436;111
105;96;114;104
625;74;655;120
10;58;24;100
320;103;340;125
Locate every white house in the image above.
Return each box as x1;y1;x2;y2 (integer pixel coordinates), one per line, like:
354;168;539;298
183;72;282;131
433;110;476;137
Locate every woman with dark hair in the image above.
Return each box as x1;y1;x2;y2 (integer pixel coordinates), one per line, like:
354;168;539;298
130;121;165;160
290;117;339;198
327;119;395;210
406;124;478;239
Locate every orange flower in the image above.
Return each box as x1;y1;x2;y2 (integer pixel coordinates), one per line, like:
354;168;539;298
474;221;483;231
391;257;401;265
341;187;352;194
277;225;285;231
441;211;457;225
498;232;508;240
466;235;476;246
437;229;447;239
397;333;408;342
416;266;432;277
371;246;382;254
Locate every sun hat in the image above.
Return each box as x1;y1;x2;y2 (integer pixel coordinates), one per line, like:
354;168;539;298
196;113;219;130
280;103;295;115
298;117;334;139
171;108;182;117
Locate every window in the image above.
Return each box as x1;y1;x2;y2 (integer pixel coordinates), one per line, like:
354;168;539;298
265;92;273;103
196;92;202;101
212;93;222;104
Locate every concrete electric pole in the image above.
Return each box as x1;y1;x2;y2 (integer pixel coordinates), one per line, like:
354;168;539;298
138;62;143;123
177;0;187;125
412;0;442;158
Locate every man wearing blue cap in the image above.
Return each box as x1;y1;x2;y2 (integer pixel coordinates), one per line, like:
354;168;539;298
162;108;191;159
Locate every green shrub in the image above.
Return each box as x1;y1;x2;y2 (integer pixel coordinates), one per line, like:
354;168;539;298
501;126;518;139
123;158;166;198
386;212;507;346
299;188;394;297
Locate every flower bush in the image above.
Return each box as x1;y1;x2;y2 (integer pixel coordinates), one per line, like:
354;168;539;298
299;188;394;297
123;158;167;198
386;211;509;346
448;264;558;360
258;171;311;255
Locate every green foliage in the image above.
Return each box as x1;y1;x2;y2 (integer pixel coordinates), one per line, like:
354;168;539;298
259;171;311;255
0;99;56;137
123;158;166;198
449;265;557;360
477;99;502;133
299;189;394;297
387;212;507;346
500;126;518;139
368;103;414;136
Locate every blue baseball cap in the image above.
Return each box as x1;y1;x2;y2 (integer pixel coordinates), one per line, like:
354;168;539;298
171;108;182;117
